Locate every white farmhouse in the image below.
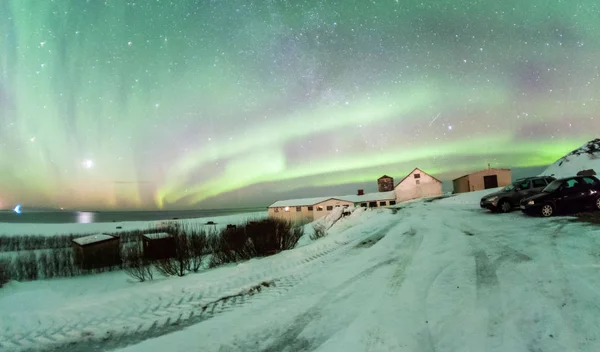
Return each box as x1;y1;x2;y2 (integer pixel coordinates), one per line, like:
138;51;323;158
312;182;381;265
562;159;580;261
394;168;443;202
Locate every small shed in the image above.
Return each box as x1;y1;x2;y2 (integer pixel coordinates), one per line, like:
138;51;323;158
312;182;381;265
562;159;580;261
72;234;121;270
452;168;512;194
142;232;176;260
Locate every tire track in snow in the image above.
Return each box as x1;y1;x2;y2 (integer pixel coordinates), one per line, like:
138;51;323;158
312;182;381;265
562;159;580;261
0;219;399;352
261;257;399;352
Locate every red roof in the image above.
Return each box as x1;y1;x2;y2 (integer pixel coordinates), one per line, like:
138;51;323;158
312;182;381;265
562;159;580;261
395;168;442;187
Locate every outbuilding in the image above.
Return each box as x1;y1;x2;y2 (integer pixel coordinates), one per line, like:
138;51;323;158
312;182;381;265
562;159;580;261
72;233;121;270
452;167;512;193
142;232;176;260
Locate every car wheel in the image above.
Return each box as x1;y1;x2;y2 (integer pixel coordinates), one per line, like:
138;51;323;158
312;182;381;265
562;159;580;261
594;197;600;211
498;200;511;213
540;203;554;217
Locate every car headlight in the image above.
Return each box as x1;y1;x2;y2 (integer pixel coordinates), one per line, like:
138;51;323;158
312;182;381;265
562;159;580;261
487;196;498;202
527;200;534;205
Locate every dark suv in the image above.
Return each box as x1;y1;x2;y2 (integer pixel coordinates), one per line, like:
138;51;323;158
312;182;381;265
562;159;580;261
480;176;556;213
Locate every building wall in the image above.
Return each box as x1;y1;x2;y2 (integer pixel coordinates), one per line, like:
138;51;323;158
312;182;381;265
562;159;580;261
378;177;394;192
73;238;121;270
452;168;512;193
453;176;470;194
467;169;511;191
395;169;442;202
268;206;314;223
312;199;354;220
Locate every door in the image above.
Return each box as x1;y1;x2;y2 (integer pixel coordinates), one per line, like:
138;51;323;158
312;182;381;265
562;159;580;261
556;179;587;212
483;175;498;189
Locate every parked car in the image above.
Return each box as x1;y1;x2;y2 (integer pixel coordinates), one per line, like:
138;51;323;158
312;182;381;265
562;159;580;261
520;176;600;217
480;176;556;213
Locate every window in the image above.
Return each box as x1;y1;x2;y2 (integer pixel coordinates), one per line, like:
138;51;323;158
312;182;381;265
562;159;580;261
296;206;301;212
274;208;279;213
416;180;420;184
583;177;598;185
308;206;314;211
369;201;377;207
326;205;333;211
532;179;547;188
389;200;396;205
343;204;349;208
317;206;323;211
379;201;387;206
360;203;367;207
517;181;531;190
335;205;340;207
564;179;580;189
414;173;421;179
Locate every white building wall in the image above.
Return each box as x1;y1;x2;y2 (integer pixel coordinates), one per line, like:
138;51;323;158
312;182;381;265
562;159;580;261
394;168;442;202
312;199;354;220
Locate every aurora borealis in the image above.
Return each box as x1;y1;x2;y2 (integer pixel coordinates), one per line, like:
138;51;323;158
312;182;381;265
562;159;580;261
1;1;599;210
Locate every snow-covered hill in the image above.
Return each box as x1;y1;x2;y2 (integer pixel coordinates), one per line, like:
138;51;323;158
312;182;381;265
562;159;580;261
541;138;600;178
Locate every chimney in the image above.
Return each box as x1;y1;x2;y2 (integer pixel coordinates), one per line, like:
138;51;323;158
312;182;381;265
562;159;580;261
357;189;364;196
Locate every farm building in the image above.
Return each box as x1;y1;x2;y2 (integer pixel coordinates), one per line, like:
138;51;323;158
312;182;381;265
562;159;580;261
340;190;397;208
452;168;512;193
268;197;354;223
72;233;121;270
142;232;176;260
268;170;443;222
394;168;443;202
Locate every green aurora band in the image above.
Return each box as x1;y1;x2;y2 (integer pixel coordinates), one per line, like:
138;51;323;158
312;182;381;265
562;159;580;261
1;1;599;209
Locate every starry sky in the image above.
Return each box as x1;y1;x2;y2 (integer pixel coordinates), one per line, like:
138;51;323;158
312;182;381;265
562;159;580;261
1;1;599;210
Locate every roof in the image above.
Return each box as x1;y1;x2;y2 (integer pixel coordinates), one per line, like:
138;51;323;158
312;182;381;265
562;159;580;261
452;168;512;181
337;191;396;203
142;232;173;240
268;191;397;208
269;197;335;208
395;168;442;187
515;176;556;181
377;175;393;180
72;234;116;246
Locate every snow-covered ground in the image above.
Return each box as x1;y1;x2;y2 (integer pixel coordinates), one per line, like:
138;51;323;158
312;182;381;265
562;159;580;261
0;211;267;236
542;139;600;178
2;189;600;351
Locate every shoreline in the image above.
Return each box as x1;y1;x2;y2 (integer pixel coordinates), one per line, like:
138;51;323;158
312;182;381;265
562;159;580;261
0;211;268;236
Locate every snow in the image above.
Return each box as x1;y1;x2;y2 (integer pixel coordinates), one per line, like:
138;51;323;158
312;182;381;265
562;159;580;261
0;211;266;236
71;233;115;246
541;139;600;178
141;232;172;240
269;197;333;207
269;191;395;208
3;191;600;351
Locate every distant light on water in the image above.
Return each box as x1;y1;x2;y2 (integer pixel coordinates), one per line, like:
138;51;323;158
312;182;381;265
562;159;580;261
76;211;95;223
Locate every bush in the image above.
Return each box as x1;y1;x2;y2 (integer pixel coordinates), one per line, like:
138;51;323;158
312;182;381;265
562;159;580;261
154;226;193;277
0;258;10;287
209;219;303;267
122;237;154;282
188;231;207;272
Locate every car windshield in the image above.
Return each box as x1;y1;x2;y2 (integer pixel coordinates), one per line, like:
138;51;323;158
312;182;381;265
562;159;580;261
543;180;562;193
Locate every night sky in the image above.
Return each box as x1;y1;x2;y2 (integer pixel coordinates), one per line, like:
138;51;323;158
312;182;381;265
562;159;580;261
1;1;599;210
